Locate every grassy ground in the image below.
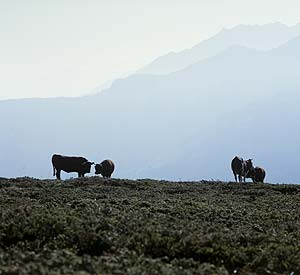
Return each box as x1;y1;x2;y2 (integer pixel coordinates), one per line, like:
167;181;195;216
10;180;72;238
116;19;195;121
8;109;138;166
0;177;299;275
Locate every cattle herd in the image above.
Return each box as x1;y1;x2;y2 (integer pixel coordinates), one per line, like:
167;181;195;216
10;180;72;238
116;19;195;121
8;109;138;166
51;154;266;183
231;156;266;183
51;154;115;180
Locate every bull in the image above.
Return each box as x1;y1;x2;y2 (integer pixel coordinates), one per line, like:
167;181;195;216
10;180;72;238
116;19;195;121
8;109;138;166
231;156;254;182
95;159;115;178
52;154;94;180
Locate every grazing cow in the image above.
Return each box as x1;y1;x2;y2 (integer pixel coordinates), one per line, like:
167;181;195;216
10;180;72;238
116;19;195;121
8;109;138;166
95;159;115;178
247;166;266;183
231;156;254;182
52;154;94;180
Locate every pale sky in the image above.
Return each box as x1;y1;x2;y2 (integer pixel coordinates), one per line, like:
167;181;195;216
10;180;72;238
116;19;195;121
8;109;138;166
1;0;300;100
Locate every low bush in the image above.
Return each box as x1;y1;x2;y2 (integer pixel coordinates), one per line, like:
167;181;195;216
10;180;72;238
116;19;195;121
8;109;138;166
0;177;299;274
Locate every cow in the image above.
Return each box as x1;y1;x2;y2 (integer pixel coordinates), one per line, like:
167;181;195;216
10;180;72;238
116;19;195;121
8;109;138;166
247;166;266;183
94;159;115;178
231;156;254;182
52;154;94;180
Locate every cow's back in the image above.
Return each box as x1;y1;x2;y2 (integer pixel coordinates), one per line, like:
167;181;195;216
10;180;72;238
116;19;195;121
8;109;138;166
52;154;88;172
101;159;115;177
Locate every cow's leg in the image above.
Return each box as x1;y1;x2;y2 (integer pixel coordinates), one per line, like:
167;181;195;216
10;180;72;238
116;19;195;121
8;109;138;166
233;173;237;182
78;172;82;178
56;170;61;180
238;174;242;182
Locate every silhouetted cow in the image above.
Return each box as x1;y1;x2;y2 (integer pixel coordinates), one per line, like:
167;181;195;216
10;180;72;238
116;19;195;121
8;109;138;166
247;166;266;183
95;159;115;178
231;156;254;182
52;154;94;180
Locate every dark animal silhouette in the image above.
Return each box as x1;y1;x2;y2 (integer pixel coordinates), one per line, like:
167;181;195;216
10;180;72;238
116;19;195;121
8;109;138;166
247;166;266;183
52;154;94;180
95;159;115;178
231;156;254;182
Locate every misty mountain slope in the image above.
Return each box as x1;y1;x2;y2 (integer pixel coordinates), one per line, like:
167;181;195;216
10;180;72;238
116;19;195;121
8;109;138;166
1;34;300;181
139;22;300;75
143;88;300;182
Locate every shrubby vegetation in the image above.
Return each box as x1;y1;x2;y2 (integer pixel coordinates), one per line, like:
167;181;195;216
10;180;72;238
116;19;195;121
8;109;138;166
0;177;299;274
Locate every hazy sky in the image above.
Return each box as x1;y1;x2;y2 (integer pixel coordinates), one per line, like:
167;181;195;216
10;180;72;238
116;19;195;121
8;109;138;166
1;0;300;99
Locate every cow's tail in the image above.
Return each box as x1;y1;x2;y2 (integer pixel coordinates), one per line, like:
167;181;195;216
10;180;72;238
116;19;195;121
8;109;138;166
52;163;56;176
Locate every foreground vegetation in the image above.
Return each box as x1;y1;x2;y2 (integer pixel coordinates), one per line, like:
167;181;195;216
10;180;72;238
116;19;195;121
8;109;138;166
0;177;299;275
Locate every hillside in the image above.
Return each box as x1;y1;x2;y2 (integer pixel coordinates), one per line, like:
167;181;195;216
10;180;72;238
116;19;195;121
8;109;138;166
0;177;300;274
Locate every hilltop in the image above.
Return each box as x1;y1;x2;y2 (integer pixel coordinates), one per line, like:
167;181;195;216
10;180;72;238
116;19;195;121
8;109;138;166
0;177;299;274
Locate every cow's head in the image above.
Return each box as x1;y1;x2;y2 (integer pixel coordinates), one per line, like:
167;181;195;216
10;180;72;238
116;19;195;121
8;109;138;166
82;161;94;173
94;163;103;175
246;159;253;168
245;159;254;176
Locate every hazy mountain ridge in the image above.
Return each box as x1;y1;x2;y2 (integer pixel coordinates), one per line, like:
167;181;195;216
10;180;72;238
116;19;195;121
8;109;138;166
139;22;300;75
1;26;300;182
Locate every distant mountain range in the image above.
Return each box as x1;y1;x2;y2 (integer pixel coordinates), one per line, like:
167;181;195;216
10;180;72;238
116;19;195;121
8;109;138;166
1;23;300;183
138;22;300;75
